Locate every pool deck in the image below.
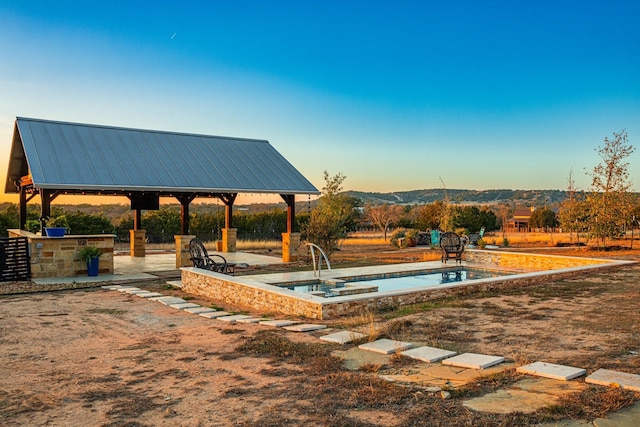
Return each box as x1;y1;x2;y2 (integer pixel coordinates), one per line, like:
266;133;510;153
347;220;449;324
32;251;284;286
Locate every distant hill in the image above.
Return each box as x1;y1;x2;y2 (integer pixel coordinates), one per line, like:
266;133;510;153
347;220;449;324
344;189;575;206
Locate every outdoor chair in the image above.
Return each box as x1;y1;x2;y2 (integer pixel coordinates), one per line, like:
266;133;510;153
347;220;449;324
189;238;235;275
440;232;464;264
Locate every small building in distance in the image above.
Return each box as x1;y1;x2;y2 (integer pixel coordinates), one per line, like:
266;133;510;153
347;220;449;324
507;207;535;232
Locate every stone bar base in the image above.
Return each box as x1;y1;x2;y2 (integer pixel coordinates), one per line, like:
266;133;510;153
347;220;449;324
222;228;237;253
8;229;114;278
175;235;196;268
130;229;146;257
282;232;301;262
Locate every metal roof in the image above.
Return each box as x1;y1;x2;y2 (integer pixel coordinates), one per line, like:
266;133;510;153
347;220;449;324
5;117;319;196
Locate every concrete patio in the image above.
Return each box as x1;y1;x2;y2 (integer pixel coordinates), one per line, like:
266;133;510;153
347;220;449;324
32;251;285;286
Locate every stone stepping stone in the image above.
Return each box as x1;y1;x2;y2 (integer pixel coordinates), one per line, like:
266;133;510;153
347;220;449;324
117;286;141;292
442;353;505;370
283;323;328;332
126;289;150;295
102;285;122;290
135;292;164;298
586;368;640;391
235;318;263;324
358;338;413;355
184;306;216;314
259;320;300;327
401;346;457;363
320;331;367;344
150;296;186;305
517;361;586;381
169;302;201;310
217;315;253;324
199;311;232;319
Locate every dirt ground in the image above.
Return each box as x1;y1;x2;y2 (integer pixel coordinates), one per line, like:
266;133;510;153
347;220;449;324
1;244;640;426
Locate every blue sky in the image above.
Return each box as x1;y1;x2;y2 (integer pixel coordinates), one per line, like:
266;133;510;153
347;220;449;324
1;1;639;203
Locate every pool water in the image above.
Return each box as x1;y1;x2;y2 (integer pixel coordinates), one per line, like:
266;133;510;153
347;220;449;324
287;268;512;296
348;268;509;293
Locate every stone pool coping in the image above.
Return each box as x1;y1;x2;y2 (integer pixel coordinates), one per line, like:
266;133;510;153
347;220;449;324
181;249;635;320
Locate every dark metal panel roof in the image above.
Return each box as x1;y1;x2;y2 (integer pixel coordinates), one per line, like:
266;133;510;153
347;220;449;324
6;117;319;195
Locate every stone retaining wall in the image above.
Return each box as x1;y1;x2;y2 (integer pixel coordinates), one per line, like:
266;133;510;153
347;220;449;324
465;249;610;270
182;269;323;319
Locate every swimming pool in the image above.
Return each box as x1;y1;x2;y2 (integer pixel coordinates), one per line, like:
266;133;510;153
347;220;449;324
286;267;513;296
182;249;632;319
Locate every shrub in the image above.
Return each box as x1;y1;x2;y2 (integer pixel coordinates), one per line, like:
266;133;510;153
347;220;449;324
78;246;102;261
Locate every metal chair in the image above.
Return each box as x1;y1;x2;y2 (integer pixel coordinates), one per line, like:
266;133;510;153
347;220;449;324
189;238;233;274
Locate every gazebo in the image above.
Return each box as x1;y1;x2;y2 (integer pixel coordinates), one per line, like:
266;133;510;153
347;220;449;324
5;117;319;271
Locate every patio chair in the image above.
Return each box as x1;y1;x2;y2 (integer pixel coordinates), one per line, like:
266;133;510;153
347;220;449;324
189;238;235;274
440;232;464;264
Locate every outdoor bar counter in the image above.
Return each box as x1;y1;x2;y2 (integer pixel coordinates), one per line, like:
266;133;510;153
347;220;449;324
8;229;114;278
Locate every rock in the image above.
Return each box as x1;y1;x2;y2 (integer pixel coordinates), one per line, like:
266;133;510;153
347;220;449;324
440;391;451;400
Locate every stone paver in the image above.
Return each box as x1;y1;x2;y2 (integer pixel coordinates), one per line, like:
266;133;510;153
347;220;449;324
401;346;457;363
321;330;366;344
442;353;505;369
117;286;140;292
283;324;328;332
199;311;232;319
235;318;264;324
358;338;413;355
169;302;201;310
463;377;585;414
124;288;147;294
517;361;586;381
102;285;122;290
151;296;187;305
379;362;512;388
127;289;152;295
217;315;254;323
184;306;216;314
259;320;300;327
135;292;164;298
586;368;640;392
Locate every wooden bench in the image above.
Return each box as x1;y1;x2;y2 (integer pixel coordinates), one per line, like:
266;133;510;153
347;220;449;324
440;232;464;264
189;238;245;275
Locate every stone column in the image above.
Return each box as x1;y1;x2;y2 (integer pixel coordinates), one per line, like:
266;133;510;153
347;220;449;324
282;232;301;262
175;235;195;268
130;229;146;257
222;228;237;253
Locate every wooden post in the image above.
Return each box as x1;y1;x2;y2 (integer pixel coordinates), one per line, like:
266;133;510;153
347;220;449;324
218;193;237;229
280;194;296;233
177;194;196;235
19;186;27;231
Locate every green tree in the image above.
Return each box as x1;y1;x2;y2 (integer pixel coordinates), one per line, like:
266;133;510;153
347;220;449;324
415;201;445;230
528;207;558;230
142;209;181;243
453;205;497;233
65;211;114;235
587;130;635;248
302;171;356;258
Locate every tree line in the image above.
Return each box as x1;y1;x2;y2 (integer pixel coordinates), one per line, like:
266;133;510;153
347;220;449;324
1;130;634;252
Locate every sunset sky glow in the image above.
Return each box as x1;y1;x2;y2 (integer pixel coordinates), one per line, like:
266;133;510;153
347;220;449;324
1;1;639;204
